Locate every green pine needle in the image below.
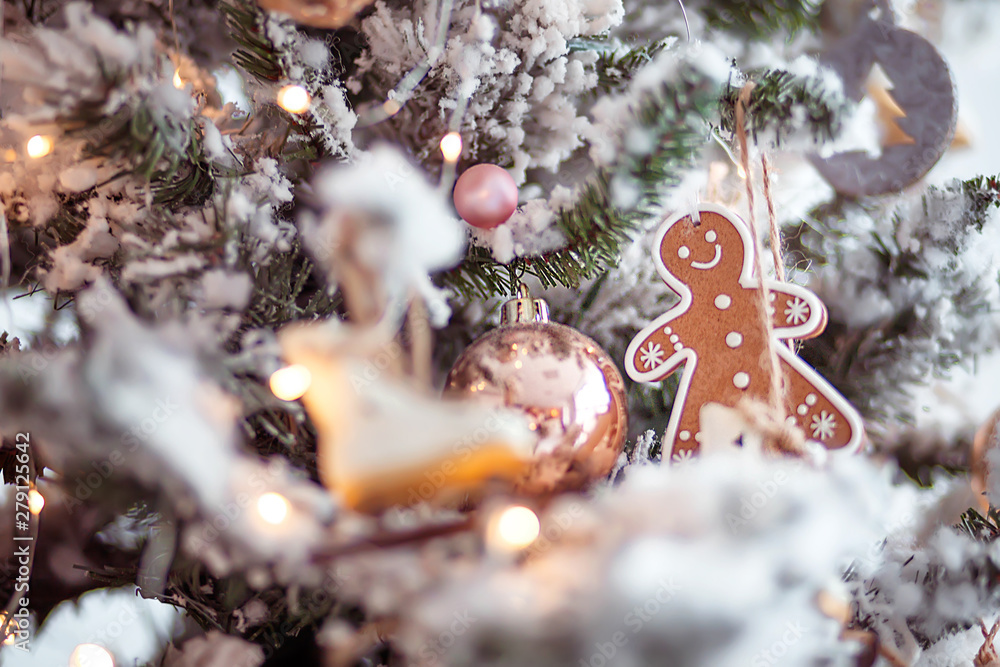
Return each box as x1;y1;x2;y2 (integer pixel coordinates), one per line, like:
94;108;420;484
719;69;847;146
223;1;284;83
795;175;1000;427
439;69;718;298
957;506;1000;543
76;100;228;209
440;66;846;299
701;0;822;37
592;39;673;94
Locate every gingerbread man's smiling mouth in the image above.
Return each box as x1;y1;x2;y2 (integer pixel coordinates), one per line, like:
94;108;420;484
690;244;722;270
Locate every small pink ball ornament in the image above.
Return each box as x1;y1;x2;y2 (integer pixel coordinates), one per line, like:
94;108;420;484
452;163;518;229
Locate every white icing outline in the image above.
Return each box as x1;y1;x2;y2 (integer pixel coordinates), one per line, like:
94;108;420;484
623;204;864;455
690;244;722;270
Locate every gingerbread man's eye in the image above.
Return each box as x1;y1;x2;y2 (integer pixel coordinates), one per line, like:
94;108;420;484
705;230;717;242
678;246;690;259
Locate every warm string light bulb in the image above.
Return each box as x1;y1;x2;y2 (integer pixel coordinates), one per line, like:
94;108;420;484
440;132;463;162
69;643;115;667
172;69;184;89
488;505;540;553
28;489;44;514
257;492;290;525
269;364;311;401
0;614;13;645
382;99;402;117
26;135;53;159
709;130;747;182
277;85;311;114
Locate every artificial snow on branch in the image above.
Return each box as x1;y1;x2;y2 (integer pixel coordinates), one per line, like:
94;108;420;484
719;67;850;147
440;53;723;298
699;0;823;37
797;176;1000;432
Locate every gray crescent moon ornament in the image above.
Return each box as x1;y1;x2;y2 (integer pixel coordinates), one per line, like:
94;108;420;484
810;0;958;197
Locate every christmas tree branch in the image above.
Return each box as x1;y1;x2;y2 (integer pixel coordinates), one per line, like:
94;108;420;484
243;239;342;330
957;506;1000;543
700;0;823;37
961;175;1000;227
440;69;719;298
718;69;849;146
223;0;284;84
796;175;1000;428
588;39;673;95
224;0;355;161
77;101;229;208
440;65;845;299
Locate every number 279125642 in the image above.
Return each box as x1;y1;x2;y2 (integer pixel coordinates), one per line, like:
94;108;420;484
13;433;31;524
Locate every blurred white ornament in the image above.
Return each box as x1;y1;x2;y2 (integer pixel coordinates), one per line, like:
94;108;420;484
278;321;535;512
299;147;465;326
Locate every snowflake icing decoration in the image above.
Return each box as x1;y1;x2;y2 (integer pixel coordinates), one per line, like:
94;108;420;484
671;449;695;465
639;342;666;370
810;410;836;441
784;297;810;325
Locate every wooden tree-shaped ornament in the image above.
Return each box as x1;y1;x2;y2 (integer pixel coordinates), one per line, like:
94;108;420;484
624;205;864;459
809;0;957;196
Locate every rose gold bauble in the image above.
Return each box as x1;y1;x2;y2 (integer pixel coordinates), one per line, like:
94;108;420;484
452;163;518;229
444;285;627;494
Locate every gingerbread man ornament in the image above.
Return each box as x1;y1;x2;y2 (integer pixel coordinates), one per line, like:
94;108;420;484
625;205;863;458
